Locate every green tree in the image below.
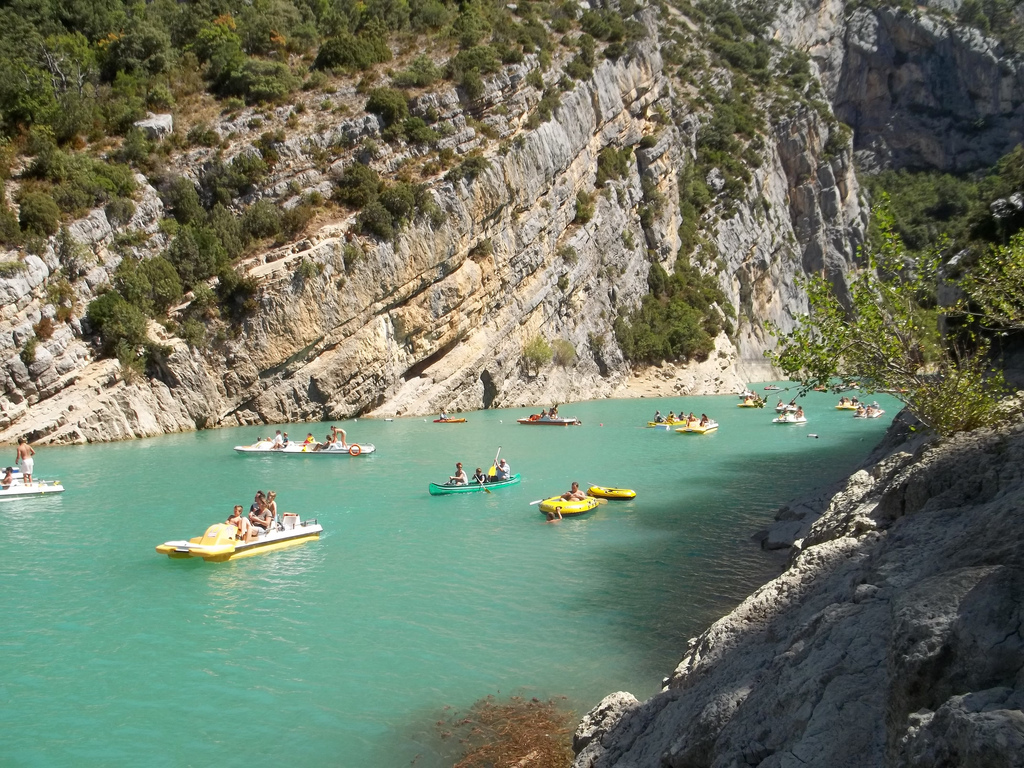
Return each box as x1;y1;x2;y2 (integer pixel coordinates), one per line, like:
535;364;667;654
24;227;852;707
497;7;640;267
768;205;1008;436
959;231;1024;331
522;335;552;375
86;290;149;355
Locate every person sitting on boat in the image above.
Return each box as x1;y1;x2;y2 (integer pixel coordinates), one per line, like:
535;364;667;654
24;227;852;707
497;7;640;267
550;405;559;417
312;433;331;451
560;481;587;501
539;409;549;420
472;467;486;485
666;411;676;422
227;505;255;542
1;466;12;489
264;491;278;526
281;432;290;447
699;413;710;427
449;463;468;485
248;491;271;531
795;407;805;419
654;410;664;423
494;459;511;481
688;412;697;424
271;430;284;449
331;425;346;447
440;410;449;421
304;433;316;446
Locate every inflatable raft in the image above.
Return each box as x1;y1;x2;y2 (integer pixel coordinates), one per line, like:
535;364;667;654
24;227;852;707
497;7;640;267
587;485;636;500
538;496;600;516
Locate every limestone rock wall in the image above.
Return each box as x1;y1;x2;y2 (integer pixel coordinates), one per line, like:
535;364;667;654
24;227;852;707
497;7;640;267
0;10;878;444
774;0;1024;173
572;418;1024;768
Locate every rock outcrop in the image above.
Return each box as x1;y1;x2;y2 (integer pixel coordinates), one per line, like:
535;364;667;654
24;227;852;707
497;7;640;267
774;0;1024;173
572;416;1024;767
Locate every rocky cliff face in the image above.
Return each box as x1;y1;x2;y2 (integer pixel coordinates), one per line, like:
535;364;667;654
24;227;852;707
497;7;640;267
573;415;1024;767
775;0;1024;173
0;8;874;444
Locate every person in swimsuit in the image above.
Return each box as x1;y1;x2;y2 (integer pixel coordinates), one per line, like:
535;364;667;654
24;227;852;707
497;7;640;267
331;426;346;447
1;466;13;489
449;463;468;485
16;437;34;485
560;481;587;501
227;505;254;541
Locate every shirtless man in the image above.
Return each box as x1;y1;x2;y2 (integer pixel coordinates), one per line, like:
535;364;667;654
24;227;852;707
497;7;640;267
1;466;13;489
560;481;587;501
16;438;34;485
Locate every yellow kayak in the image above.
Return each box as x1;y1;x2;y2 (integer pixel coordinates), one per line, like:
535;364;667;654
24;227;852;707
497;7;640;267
538;496;600;516
587;485;636;500
646;420;687;428
835;404;858;410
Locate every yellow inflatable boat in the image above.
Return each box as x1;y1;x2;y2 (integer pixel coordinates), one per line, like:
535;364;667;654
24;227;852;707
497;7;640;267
587;485;636;500
538;496;600;516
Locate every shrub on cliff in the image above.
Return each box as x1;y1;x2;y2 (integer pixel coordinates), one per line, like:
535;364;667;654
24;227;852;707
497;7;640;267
364;87;409;127
17;191;60;237
522;335;552;376
614;259;731;365
86;290;149;356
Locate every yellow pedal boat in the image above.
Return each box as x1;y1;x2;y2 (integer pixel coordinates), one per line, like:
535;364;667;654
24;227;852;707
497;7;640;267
676;421;719;434
156;517;322;562
587;485;636;500
835;403;858;410
538;496;600;516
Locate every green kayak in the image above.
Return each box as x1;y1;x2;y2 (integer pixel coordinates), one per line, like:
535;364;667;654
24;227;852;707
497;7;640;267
428;474;521;495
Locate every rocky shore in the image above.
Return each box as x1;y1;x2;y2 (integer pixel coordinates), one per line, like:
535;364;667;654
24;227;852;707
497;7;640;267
573;414;1024;767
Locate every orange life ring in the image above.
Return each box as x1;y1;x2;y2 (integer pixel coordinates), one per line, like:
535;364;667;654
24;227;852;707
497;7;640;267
349;444;361;456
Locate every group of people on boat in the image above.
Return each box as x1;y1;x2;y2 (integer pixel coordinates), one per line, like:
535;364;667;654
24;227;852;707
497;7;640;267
654;411;713;427
226;489;279;542
838;396;860;407
855;402;883;418
268;425;348;451
447;458;512;486
527;405;560;421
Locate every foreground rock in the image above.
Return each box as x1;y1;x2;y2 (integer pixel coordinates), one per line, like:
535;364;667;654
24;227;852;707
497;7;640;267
574;418;1024;767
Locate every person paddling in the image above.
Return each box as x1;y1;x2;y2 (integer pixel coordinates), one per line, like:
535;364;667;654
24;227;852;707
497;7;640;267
449;463;468;485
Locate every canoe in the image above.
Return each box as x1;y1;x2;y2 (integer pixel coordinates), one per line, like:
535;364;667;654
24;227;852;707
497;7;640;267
517;417;582;426
773;415;807;424
764;385;782;390
234;441;375;456
587;485;636;500
676;421;719;434
835;404;858;410
538;496;600;516
433;418;467;423
428;474;521;495
156;517;322;562
646;420;687;428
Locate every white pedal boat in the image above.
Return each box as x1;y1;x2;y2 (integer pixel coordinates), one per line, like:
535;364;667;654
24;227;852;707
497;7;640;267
156;516;322;562
773;414;808;424
0;468;65;498
233;440;375;456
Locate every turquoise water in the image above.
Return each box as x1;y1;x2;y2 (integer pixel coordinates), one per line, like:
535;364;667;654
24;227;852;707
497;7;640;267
0;389;900;766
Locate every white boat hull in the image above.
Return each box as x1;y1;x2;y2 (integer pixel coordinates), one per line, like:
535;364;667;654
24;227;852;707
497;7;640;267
773;416;807;424
0;480;65;498
234;441;375;456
